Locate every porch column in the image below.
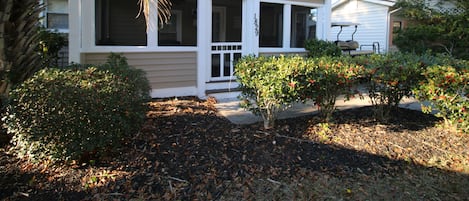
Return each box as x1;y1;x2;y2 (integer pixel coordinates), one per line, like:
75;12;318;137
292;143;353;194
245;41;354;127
316;0;332;41
242;0;260;56
197;0;211;98
68;0;81;63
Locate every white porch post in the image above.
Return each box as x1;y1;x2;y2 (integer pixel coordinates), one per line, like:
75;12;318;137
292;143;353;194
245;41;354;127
147;1;159;47
68;0;81;63
316;0;332;40
283;4;292;48
197;0;211;98
242;0;260;56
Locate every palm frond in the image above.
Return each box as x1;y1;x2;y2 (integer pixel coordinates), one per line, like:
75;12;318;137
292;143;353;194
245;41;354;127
137;0;172;31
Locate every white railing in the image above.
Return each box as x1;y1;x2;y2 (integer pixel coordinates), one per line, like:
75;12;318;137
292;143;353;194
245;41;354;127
210;42;242;81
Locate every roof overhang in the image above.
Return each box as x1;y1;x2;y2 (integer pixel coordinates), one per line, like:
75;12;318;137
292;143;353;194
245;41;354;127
332;0;396;9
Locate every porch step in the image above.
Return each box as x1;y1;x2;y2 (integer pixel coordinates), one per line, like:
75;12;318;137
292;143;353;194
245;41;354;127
206;80;239;91
205;80;241;100
206;87;241;100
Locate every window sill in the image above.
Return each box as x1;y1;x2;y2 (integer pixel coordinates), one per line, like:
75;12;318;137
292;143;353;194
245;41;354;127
82;46;198;53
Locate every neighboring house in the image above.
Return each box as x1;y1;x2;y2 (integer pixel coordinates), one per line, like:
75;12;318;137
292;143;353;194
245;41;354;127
329;0;397;53
68;0;333;99
41;0;69;67
389;0;462;51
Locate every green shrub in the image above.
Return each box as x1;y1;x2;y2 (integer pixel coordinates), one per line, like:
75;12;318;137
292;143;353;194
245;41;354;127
301;56;365;121
414;64;468;133
355;53;424;120
236;55;307;129
3;55;150;162
304;39;342;58
37;27;67;68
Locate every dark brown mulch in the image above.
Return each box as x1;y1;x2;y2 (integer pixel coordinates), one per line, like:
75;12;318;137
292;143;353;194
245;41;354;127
1;97;468;200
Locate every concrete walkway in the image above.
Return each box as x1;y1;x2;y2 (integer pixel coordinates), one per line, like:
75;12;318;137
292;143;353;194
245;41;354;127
214;96;425;125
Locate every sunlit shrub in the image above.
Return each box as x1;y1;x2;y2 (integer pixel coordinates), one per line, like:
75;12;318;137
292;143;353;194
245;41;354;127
300;56;365;121
3;55;150;162
355;53;424;120
236;55;307;129
414;64;468;133
304;39;342;58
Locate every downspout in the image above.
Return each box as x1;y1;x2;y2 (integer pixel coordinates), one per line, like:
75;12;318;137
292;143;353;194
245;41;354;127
386;7;401;53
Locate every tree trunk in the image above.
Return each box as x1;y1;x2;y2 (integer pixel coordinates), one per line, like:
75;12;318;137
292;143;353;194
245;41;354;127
0;0;14;98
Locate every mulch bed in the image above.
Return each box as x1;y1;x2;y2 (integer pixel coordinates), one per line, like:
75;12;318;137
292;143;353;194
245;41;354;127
1;97;468;200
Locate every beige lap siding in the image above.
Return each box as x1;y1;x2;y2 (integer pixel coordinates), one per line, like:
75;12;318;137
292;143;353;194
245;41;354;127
82;52;197;90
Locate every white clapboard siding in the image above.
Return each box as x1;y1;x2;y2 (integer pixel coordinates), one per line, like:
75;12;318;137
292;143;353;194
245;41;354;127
329;0;393;53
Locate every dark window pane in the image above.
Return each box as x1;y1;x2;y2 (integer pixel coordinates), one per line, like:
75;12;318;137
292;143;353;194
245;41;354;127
212;0;242;42
260;3;283;47
159;0;197;46
95;0;147;46
47;13;68;29
211;54;221;77
223;53;230;76
291;6;317;48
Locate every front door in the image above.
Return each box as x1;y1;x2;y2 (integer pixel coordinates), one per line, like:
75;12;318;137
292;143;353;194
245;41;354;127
210;0;242;81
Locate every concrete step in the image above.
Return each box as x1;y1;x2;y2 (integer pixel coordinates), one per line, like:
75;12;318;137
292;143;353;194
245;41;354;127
206;88;241;100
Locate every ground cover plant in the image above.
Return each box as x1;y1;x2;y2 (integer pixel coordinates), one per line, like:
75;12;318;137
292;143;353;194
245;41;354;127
0;97;467;200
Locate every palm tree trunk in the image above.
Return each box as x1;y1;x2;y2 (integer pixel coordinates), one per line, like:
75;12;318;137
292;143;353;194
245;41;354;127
0;0;14;98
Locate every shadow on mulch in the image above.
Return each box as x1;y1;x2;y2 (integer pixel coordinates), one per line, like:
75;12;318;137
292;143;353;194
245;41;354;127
0;98;467;200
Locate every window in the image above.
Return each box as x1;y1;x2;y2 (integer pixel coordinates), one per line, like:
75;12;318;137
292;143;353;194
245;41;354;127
158;0;197;46
45;0;69;31
259;3;283;47
291;6;317;48
95;0;147;46
393;21;402;33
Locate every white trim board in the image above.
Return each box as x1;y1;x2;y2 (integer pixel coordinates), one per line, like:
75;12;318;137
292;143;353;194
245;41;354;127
150;87;197;98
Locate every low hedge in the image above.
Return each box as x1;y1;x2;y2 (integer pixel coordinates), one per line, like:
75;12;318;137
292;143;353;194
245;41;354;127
236;55;308;129
414;63;468;133
236;53;468;133
4;54;151;162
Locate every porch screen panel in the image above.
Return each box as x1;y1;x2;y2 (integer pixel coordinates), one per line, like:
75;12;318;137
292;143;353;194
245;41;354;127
291;6;317;48
95;0;147;46
158;0;197;46
260;3;283;47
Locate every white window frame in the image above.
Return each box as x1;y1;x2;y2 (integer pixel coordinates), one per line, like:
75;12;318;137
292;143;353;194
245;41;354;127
259;0;324;53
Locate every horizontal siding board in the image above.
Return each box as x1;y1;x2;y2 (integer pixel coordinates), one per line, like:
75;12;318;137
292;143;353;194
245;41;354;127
330;0;390;52
83;52;197;89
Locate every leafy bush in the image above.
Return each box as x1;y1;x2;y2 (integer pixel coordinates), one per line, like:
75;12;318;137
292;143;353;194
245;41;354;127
301;56;365;121
37;27;67;68
236;55;307;129
414;64;468;133
394;1;469;60
304;39;342;58
3;55;150;162
355;53;424;120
